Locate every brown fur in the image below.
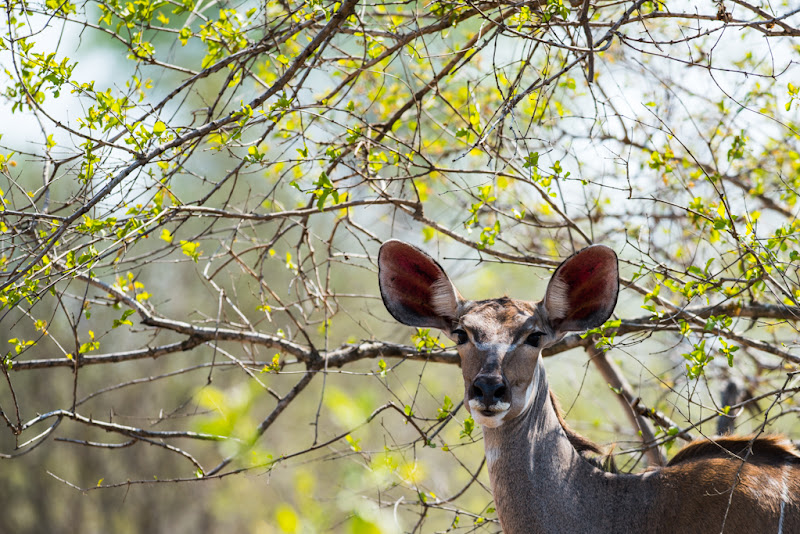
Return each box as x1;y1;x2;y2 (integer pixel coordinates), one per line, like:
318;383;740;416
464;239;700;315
550;383;800;470
668;435;800;466
649;443;800;534
551;390;800;477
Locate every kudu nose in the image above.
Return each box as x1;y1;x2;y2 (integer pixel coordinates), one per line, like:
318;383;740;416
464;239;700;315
471;376;509;406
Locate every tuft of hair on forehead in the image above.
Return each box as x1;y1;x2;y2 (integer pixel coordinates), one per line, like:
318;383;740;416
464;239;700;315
430;276;459;319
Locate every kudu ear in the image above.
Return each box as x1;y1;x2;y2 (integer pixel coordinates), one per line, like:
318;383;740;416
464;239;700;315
378;240;460;331
544;245;619;333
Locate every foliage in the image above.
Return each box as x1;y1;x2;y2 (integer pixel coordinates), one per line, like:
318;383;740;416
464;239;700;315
1;0;800;531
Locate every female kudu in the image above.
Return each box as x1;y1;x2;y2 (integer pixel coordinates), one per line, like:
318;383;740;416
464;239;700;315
378;240;799;534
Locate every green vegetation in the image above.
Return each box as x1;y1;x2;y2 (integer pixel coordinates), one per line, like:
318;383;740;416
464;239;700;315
1;0;799;531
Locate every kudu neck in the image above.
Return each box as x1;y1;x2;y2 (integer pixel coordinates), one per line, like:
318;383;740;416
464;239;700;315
480;355;630;534
481;355;565;453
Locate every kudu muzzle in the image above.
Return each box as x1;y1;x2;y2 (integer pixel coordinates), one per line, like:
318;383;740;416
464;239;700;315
470;374;510;412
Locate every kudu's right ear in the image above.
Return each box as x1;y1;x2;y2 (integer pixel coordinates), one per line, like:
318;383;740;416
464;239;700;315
543;245;619;333
378;240;460;331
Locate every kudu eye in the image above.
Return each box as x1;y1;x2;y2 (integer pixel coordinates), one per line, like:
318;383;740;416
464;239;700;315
525;332;544;347
453;329;469;345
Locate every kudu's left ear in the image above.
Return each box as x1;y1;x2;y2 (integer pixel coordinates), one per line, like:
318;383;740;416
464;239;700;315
378;240;460;331
544;245;619;333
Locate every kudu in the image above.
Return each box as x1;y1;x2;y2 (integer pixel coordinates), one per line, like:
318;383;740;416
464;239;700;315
378;240;800;534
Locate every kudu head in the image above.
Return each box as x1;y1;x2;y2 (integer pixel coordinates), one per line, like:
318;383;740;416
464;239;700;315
378;240;619;428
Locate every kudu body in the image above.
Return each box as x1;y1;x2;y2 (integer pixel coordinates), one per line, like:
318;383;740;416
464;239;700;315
378;240;800;534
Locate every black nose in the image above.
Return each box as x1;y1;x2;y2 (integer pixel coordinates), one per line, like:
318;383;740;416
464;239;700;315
471;376;508;405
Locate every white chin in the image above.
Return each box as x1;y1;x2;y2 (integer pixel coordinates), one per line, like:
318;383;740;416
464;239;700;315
472;410;507;428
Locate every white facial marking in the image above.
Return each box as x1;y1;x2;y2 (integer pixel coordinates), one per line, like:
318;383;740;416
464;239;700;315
469;396;509;426
472;341;515;353
468;398;510;413
469;398;510;428
472;410;506;428
520;356;542;412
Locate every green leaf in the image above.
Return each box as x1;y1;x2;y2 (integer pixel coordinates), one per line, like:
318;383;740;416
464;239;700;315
460;415;475;439
437;395;454;420
261;354;281;373
345;434;361;452
179;240;201;262
178;27;192;45
523;152;539;169
112;309;135;328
